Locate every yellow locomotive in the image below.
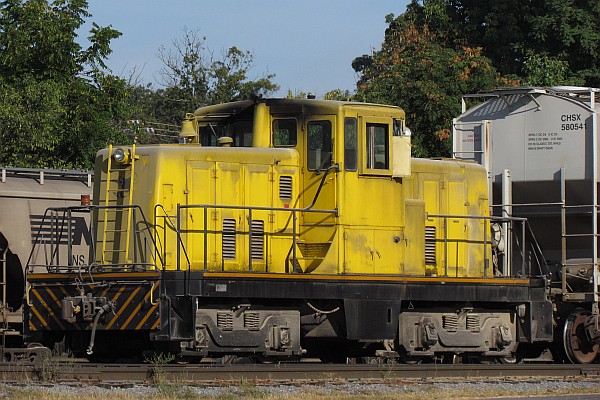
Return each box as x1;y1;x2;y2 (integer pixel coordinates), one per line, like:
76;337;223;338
25;98;553;362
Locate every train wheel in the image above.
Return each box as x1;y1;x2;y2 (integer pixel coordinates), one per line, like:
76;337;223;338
497;354;523;364
562;309;599;364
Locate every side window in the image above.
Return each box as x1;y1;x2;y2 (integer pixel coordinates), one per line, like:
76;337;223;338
393;118;404;136
344;117;357;171
234;120;253;147
273;119;297;147
307;120;332;171
199;125;223;146
366;123;389;169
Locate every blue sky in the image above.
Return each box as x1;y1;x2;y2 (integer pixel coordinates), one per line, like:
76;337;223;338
85;1;410;97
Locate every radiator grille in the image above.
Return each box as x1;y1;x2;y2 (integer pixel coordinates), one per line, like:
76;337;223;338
466;314;481;332
425;226;437;265
222;219;236;260
279;176;293;200
244;312;260;330
216;312;233;330
250;220;264;260
442;314;458;332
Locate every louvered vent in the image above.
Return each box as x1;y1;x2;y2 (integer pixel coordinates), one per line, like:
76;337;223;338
425;226;437;265
442;314;458;332
244;312;260;330
222;219;236;260
216;312;233;330
250;220;264;260
466;314;481;332
279;176;293;200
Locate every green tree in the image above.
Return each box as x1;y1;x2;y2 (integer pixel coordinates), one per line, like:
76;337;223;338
323;89;353;101
399;0;600;86
148;27;279;127
354;22;500;157
0;0;130;168
355;0;600;157
521;51;582;87
526;0;600;87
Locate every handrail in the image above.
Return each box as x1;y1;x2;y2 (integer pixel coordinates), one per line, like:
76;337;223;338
153;204;191;271
426;214;543;279
0;166;93;186
26;206;91;272
176;203;337;273
26;204;160;274
305;163;340;215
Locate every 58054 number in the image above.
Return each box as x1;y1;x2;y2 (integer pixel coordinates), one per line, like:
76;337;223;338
561;123;584;131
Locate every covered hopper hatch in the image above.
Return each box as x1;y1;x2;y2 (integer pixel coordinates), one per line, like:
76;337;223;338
452;87;599;303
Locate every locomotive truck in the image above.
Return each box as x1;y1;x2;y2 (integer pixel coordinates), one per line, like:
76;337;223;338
21;94;598;363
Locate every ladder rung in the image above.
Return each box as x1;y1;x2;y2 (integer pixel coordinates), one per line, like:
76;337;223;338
104;249;127;253
104;229;128;233
107;189;130;193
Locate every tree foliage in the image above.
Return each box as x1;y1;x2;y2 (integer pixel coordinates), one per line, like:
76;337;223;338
353;0;600;157
397;0;600;86
137;27;279;128
355;21;500;157
0;0;130;168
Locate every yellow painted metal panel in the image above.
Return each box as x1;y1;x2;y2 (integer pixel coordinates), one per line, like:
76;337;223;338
162;184;173;212
244;164;271;272
216;162;244;272
270;167;299;273
392;136;411;177
403;199;425;275
187;161;215;270
344;228;374;274
423;179;440;275
372;229;404;274
447;181;467;277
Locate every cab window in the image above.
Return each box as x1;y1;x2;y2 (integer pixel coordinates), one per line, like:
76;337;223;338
199;125;224;146
344;117;357;171
234;120;253;146
366;123;389;169
273;119;297;147
198;121;253;147
307;120;332;171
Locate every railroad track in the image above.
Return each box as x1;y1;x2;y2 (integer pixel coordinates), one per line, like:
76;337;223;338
1;362;599;384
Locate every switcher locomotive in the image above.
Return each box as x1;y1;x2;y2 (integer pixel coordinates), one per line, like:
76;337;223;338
22;96;598;363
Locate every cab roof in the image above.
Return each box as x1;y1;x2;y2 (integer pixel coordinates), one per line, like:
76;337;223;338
192;98;405;119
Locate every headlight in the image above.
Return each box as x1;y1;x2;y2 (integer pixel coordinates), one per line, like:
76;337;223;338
113;148;129;164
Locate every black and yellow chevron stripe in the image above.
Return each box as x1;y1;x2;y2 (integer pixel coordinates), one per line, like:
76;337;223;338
27;280;160;333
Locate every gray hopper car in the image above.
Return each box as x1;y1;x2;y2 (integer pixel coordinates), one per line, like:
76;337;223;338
453;87;600;363
0;167;92;352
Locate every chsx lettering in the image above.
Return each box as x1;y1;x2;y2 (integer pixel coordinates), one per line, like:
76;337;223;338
561;114;581;121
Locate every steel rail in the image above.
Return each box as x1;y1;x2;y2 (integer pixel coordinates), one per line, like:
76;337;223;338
1;362;599;384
